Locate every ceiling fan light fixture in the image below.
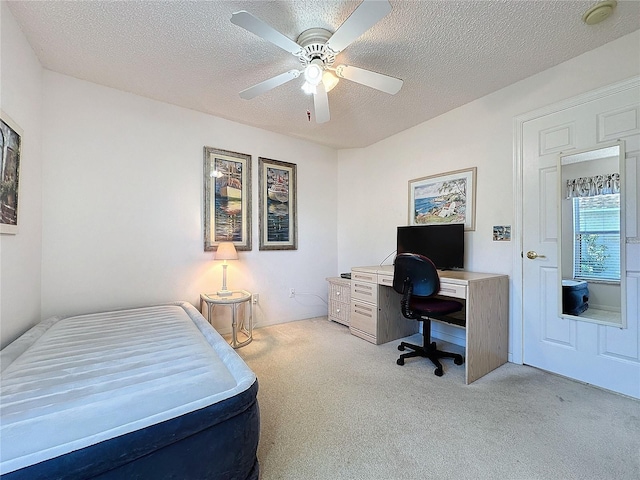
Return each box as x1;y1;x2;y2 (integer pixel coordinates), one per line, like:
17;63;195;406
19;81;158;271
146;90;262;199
322;71;339;92
304;61;323;86
301;82;316;95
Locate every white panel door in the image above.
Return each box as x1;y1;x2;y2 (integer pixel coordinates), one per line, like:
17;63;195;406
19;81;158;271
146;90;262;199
522;83;640;398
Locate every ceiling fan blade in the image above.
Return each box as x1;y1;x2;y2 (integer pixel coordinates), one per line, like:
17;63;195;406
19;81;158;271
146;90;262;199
313;83;330;123
326;0;392;53
239;70;301;100
334;65;403;95
231;11;303;55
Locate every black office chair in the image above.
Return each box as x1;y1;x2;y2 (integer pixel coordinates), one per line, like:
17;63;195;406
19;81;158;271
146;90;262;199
393;253;464;376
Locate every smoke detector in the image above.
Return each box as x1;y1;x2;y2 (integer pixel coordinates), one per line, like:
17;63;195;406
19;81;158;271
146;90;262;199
582;1;617;25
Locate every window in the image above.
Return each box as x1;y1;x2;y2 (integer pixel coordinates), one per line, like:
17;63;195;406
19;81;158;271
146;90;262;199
573;194;620;281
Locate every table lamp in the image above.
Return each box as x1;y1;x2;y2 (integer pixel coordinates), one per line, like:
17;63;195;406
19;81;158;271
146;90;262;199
215;242;238;297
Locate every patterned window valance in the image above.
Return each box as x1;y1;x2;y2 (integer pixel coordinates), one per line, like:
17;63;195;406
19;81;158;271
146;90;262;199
566;173;620;199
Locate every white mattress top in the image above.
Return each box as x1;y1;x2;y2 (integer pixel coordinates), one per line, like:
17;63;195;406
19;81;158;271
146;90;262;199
0;302;256;475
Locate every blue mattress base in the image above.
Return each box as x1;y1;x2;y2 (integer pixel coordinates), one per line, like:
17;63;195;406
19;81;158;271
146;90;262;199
3;380;259;480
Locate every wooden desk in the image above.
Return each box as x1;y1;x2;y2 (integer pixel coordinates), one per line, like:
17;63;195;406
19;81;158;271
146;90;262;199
350;266;509;384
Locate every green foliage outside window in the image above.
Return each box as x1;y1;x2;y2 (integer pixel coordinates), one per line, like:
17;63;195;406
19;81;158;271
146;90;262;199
578;234;609;275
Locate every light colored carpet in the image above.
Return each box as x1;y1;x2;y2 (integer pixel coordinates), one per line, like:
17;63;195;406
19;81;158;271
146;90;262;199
235;317;640;480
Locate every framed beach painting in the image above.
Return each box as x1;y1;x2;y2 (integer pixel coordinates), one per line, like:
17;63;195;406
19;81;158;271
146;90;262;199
203;147;252;251
408;167;476;231
1;111;22;235
258;157;297;250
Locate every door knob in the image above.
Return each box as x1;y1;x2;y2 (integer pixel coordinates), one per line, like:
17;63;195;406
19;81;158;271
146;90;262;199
526;251;547;260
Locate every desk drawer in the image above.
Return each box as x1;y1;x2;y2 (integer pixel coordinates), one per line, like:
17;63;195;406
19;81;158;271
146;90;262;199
329;282;350;303
351;271;377;283
351;279;378;303
329;300;349;325
438;282;466;299
378;274;394;287
350;301;377;336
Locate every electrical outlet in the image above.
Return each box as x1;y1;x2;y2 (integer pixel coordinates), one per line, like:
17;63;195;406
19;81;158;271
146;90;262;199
289;288;295;298
252;294;259;304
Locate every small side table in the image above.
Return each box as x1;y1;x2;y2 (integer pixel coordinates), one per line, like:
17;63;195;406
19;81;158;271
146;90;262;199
200;290;253;348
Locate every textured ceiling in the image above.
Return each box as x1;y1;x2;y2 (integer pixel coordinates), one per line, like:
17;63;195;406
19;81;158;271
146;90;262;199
7;1;640;149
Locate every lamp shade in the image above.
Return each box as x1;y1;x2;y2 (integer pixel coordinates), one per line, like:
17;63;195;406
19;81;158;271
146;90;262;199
215;242;238;261
322;71;339;92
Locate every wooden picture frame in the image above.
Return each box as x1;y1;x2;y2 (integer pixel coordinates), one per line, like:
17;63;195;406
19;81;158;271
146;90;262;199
203;147;252;251
1;111;22;235
258;157;297;250
408;167;477;231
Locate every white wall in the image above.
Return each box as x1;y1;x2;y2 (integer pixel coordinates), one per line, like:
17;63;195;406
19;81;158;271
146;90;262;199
337;30;640;353
0;3;43;348
3;0;638;356
40;72;338;333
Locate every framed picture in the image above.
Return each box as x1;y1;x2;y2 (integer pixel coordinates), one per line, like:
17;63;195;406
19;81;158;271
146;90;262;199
493;225;511;241
1;111;22;235
408;167;476;231
258;157;297;250
203;147;252;251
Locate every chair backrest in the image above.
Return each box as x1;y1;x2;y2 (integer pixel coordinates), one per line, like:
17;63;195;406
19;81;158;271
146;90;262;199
392;253;440;298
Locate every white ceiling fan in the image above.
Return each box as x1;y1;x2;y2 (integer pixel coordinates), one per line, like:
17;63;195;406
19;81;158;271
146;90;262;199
230;0;403;124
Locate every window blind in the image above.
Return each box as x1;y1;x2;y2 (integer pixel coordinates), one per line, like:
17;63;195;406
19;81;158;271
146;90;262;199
573;194;620;281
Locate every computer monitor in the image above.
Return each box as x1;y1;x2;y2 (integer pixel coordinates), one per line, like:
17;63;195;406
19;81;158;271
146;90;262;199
396;224;464;270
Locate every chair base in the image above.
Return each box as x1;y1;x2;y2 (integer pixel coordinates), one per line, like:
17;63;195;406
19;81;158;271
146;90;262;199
396;340;464;377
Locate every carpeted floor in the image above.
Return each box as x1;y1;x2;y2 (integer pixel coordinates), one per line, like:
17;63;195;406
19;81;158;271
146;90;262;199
235;317;640;480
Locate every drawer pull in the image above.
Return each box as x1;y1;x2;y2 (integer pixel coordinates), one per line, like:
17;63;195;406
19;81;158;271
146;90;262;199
354;288;372;295
353;303;373;315
353;274;375;282
336;308;340;313
336;291;340;296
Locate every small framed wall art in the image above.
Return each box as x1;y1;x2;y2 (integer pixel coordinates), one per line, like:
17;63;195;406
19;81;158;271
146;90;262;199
203;147;252;251
258;157;297;250
493;225;511;241
408;167;476;231
1;111;22;235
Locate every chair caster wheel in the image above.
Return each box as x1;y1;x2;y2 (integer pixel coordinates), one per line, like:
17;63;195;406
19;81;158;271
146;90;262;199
454;356;464;365
398;345;405;351
434;367;443;377
397;358;404;366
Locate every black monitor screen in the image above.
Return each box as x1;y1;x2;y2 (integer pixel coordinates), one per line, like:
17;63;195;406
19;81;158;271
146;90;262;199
396;224;464;270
